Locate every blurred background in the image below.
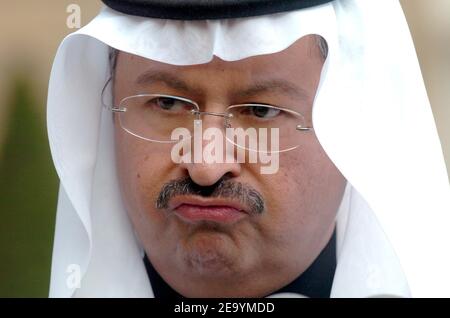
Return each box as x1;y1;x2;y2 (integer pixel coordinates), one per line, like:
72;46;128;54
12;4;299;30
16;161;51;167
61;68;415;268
0;0;449;297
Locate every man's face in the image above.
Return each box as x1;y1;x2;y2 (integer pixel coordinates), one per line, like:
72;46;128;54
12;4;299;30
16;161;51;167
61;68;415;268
113;35;346;297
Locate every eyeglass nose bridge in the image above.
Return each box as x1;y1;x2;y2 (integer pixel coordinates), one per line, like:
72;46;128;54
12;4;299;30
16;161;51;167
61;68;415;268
190;109;234;128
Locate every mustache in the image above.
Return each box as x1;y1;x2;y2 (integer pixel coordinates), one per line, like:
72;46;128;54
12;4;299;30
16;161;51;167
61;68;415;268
156;176;265;215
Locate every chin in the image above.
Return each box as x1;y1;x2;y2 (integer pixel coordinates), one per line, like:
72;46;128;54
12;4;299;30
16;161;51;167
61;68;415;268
178;229;241;277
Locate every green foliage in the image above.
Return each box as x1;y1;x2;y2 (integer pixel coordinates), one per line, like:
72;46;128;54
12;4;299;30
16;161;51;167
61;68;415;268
0;77;58;297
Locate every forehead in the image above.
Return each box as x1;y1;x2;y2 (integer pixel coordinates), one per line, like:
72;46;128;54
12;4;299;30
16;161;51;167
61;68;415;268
114;35;324;103
117;35;321;75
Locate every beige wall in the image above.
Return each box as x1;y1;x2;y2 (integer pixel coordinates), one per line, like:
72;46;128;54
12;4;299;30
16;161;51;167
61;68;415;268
0;0;449;175
401;0;450;175
0;1;102;146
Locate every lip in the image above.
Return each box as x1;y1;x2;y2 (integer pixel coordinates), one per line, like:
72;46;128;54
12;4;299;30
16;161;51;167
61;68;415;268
169;196;249;224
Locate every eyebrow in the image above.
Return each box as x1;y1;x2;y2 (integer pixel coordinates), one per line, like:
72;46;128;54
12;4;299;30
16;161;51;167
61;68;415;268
236;79;309;101
135;70;309;101
136;70;195;93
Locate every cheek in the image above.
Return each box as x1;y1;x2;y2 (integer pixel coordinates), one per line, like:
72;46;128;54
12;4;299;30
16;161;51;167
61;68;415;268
114;123;175;228
257;137;345;247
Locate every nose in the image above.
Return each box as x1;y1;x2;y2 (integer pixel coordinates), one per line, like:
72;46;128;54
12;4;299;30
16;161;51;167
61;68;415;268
178;113;241;186
180;161;241;186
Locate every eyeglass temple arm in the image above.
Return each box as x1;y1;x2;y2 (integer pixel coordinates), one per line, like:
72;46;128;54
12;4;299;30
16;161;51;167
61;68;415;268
101;75;127;113
296;125;313;131
110;107;126;113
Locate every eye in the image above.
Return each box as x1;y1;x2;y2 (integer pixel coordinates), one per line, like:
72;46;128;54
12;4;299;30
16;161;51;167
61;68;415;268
241;105;281;119
148;97;192;112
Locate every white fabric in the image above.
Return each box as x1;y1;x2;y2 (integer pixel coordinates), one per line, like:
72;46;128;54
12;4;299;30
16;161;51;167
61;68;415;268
47;0;450;298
